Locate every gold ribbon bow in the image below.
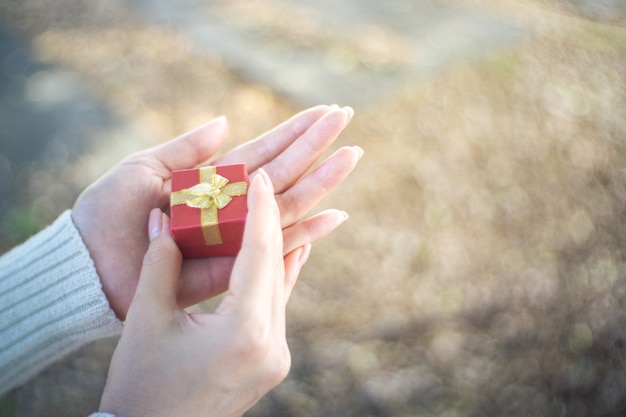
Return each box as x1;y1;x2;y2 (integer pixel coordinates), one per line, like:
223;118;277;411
171;166;247;245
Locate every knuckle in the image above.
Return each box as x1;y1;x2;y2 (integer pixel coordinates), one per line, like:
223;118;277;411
257;237;275;256
241;235;275;258
241;319;273;357
142;245;169;269
230;316;272;363
230;320;292;389
266;345;291;385
276;194;298;226
249;343;291;389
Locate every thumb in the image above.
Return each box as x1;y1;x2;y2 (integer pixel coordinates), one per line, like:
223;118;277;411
132;208;182;318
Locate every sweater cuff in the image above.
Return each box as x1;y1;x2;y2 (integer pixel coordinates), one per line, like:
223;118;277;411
0;210;123;397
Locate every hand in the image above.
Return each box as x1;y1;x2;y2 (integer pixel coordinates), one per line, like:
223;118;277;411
99;170;304;417
72;105;362;319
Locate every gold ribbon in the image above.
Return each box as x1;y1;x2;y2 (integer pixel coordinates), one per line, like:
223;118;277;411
171;166;247;245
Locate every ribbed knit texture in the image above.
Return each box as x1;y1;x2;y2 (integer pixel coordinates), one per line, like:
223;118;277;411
0;210;123;398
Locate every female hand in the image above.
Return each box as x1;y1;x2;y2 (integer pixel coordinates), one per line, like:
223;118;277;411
99;170;307;417
72;105;361;319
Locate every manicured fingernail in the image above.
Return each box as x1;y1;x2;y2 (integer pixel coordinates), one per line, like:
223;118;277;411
256;168;274;193
353;146;364;159
148;208;163;241
298;244;312;268
203;115;227;129
343;106;354;121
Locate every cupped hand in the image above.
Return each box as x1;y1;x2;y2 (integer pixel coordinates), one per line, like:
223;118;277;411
72;105;361;319
99;170;304;417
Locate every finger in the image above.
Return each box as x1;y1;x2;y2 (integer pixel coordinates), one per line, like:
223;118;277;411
278;146;362;228
282;209;349;255
176;208;348;307
148;116;229;172
212;105;332;169
263;107;353;194
272;244;310;342
132;209;182;318
283;244;311;302
217;169;283;318
175;208;347;307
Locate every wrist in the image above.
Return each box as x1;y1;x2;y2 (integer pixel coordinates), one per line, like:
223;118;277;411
70;209;130;320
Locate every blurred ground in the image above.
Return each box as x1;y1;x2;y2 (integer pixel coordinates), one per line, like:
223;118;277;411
1;0;626;416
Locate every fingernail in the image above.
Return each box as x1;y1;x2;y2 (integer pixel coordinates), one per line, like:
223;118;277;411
203;115;227;127
298;244;312;268
353;146;364;159
256;168;274;193
340;211;350;221
343;106;354;121
148;208;163;241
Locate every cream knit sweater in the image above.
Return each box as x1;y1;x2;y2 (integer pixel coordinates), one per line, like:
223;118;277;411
0;210;123;416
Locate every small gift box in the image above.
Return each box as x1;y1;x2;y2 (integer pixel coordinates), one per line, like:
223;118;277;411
170;164;249;258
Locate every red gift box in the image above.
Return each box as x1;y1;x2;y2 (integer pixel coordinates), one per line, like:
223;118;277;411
170;164;249;258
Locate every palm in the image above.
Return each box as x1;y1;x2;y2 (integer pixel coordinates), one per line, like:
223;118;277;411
72;106;360;319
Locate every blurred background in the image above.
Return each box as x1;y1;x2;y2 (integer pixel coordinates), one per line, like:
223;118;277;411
1;0;626;416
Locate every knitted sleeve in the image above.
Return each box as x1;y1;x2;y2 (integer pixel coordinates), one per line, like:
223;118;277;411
0;210;123;397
